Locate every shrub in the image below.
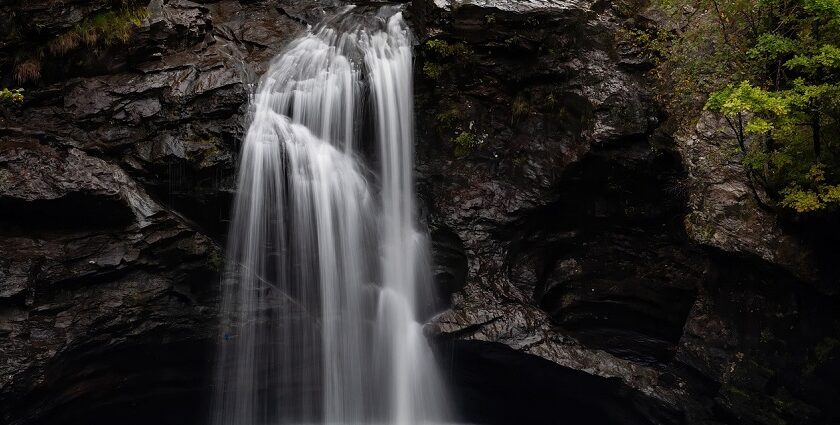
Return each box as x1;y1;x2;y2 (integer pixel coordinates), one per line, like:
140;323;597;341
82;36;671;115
453;131;482;156
0;87;24;104
422;62;444;80
424;39;473;60
434;108;462;130
650;0;840;214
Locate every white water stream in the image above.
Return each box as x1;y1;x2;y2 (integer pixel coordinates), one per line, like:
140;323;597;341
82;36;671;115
213;7;450;425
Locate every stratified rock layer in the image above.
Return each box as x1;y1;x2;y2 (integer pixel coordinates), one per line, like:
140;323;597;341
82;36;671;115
0;1;308;424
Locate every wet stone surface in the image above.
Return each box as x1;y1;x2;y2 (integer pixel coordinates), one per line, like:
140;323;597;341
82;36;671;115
0;0;838;424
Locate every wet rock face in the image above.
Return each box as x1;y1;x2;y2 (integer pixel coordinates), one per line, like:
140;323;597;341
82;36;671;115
1;0;313;242
414;0;840;424
0;1;316;424
677;113;820;283
0;138;221;425
675;254;840;425
1;0;839;425
513;143;704;366
413;0;687;419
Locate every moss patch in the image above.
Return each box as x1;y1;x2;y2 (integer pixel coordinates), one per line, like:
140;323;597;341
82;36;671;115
422;62;444;80
420;39;475;82
434;107;462;131
424;39;474;60
453;131;482;156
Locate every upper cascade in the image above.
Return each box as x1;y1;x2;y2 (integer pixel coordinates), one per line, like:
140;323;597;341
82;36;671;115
213;6;451;425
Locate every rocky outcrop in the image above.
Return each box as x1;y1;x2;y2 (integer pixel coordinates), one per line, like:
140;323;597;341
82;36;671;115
670;113;840;425
413;0;840;424
1;0;838;424
0;1;310;424
0;138;220;425
413;0;692;420
1;0;311;240
677;113;819;283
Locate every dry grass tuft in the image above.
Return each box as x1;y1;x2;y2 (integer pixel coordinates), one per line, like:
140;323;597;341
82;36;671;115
511;96;530;123
14;59;42;83
49;32;80;55
48;6;149;55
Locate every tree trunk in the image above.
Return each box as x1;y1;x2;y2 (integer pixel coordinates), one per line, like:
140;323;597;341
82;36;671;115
811;110;821;160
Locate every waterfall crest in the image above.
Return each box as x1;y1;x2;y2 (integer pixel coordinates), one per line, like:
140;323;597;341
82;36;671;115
213;7;450;425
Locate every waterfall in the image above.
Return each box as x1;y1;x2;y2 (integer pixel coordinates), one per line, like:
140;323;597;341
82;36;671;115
213;7;450;425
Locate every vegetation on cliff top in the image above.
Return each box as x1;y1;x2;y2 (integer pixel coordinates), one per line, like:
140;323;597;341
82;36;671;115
14;4;148;83
644;0;840;213
48;6;149;55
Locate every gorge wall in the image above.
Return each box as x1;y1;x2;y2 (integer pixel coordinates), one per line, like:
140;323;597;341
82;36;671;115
1;1;838;425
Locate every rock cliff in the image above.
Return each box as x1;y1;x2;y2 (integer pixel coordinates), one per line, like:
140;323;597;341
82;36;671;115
1;1;838;424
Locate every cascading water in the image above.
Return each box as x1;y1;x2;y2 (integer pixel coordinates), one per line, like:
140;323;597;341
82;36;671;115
213;7;450;425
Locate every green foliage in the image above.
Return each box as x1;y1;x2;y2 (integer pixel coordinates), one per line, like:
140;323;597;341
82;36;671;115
748;34;796;62
435;108;462;130
779;165;840;212
422;62;444;80
635;0;755;118
453;131;482;156
424;39;474;60
781;186;825;212
207;247;225;273
0;87;24;104
785;44;840;74
421;39;474;81
652;0;840;214
706;82;788;120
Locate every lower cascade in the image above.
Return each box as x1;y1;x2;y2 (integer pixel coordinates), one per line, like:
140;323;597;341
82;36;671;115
213;6;450;425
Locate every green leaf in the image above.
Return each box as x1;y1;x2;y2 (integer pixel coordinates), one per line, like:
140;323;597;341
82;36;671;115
749;33;797;61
